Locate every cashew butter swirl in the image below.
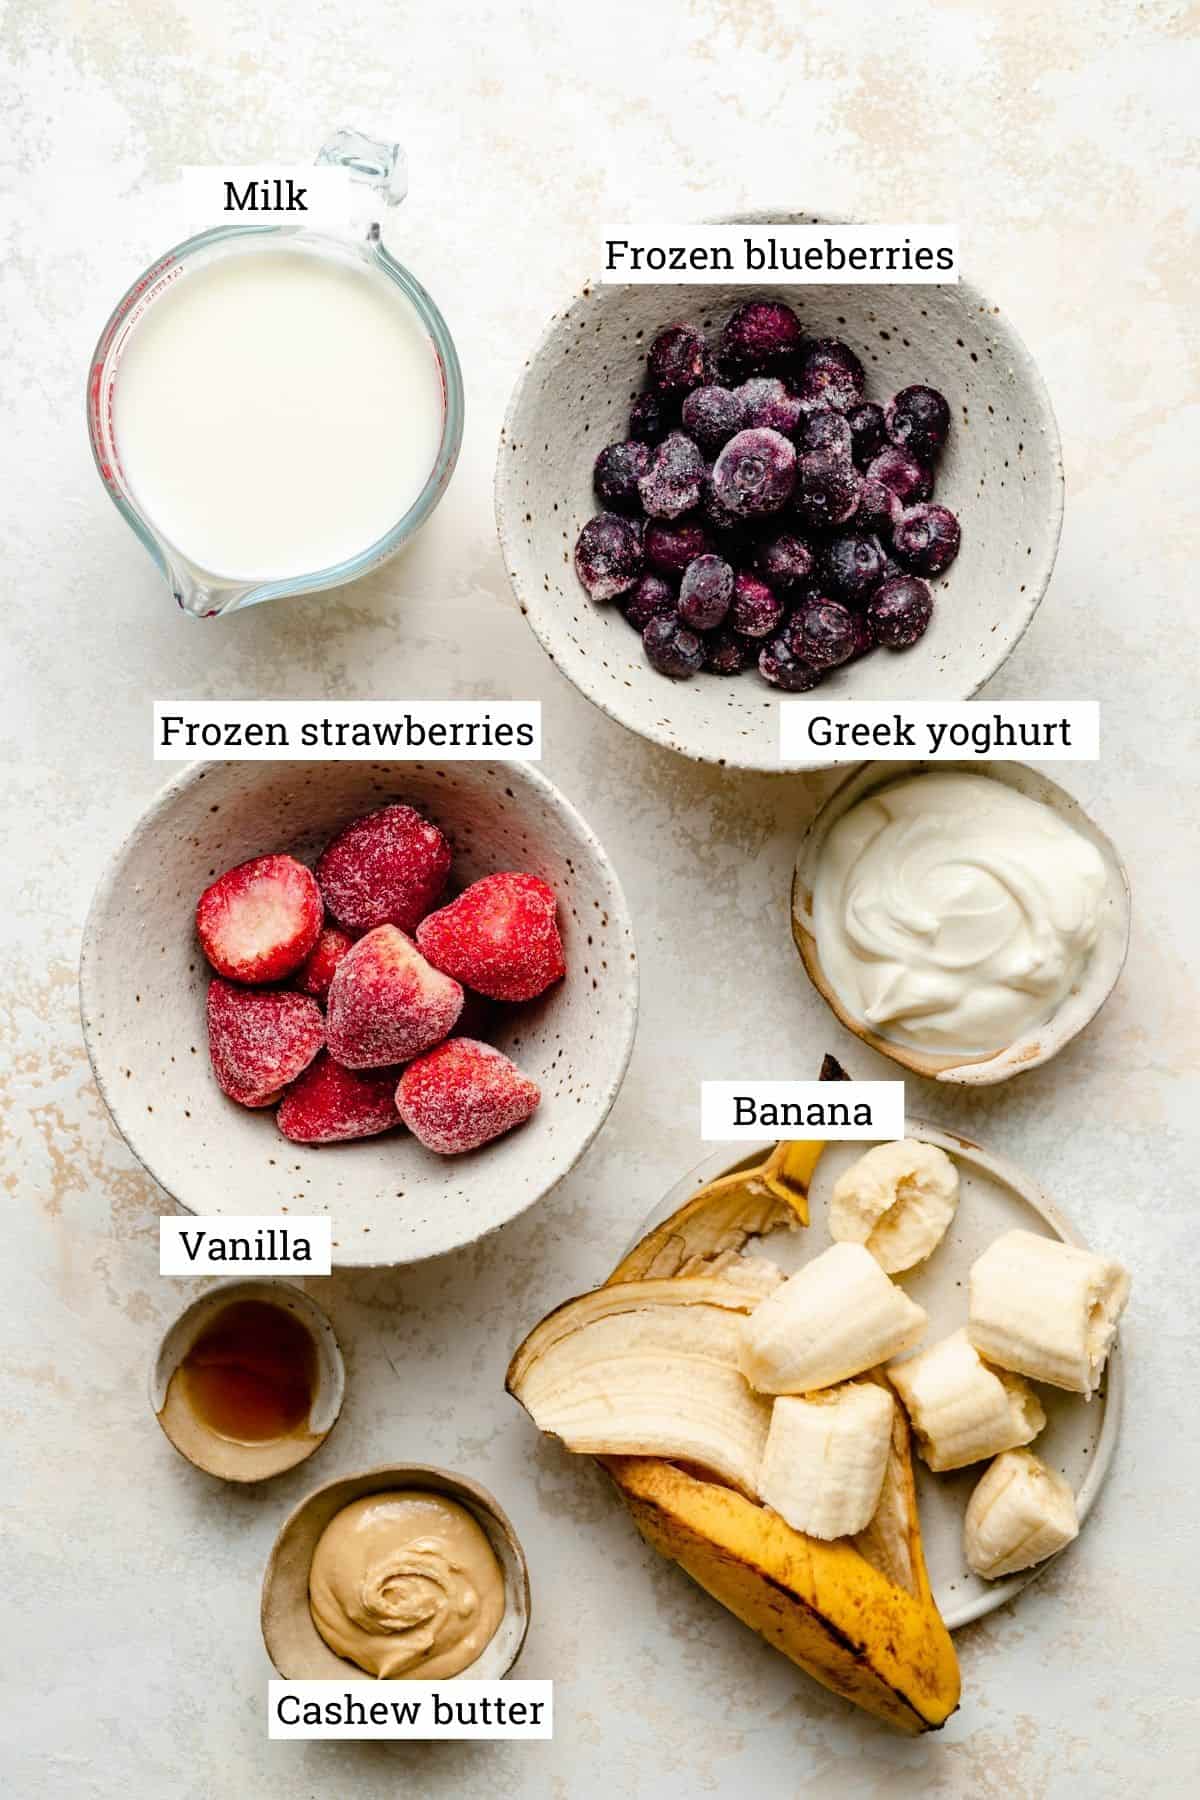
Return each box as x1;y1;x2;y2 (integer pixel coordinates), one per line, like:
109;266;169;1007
309;1490;505;1679
811;773;1109;1057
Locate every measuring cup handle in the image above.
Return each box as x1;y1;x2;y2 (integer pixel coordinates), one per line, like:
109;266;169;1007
315;129;408;243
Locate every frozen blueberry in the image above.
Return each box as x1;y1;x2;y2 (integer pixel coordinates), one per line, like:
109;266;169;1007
789;599;858;669
719;299;804;375
644;517;713;576
846;608;878;661
754;531;815;593
886;385;951;462
647;324;711;398
574;512;643;601
854;476;903;537
735;377;804;436
681;385;745;455
846;401;888;468
891;503;961;576
729;570;784;639
792;451;862;532
678;554;734;630
795;338;866;412
868;574;934;648
593;440;650;513
758;637;824;691
629;391;670;444
711;427;796;519
643;613;705;678
866;445;933;505
797;406;853;462
821;533;888;605
704;628;756;675
638;431;707;519
622;573;677;631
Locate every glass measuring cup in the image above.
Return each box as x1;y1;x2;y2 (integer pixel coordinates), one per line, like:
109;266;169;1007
87;131;464;619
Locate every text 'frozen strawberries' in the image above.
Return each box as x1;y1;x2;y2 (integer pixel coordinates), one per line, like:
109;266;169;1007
416;873;566;1003
316;803;451;934
276;1052;401;1144
196;853;322;984
207;979;324;1108
396;1039;541;1155
326;924;463;1068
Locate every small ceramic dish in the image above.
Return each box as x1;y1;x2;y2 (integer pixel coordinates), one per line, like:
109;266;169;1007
261;1463;531;1679
80;759;638;1267
637;1127;1124;1629
496;211;1064;771
151;1279;344;1482
791;760;1131;1084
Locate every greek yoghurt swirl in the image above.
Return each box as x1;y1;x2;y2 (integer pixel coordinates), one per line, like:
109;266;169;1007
811;773;1109;1057
309;1490;505;1679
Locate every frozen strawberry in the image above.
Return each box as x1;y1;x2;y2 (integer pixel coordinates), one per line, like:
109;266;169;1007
276;1052;401;1144
196;854;322;984
326;925;462;1068
396;1039;541;1155
206;979;324;1108
316;804;451;934
295;924;355;1001
415;873;566;1003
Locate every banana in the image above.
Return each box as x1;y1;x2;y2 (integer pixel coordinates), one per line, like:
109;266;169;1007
829;1138;959;1274
759;1382;895;1539
740;1241;927;1395
506;1277;771;1496
968;1229;1131;1396
964;1449;1079;1578
888;1328;1045;1471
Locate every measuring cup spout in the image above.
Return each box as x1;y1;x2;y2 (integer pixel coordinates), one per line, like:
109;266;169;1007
315;129;408;244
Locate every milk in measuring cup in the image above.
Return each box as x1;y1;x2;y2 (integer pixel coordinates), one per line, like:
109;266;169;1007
111;243;445;581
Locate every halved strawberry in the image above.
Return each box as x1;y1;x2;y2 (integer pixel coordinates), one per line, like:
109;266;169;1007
415;873;566;1002
316;804;451;934
196;854;322;984
206;979;324;1108
276;1052;400;1144
396;1037;540;1154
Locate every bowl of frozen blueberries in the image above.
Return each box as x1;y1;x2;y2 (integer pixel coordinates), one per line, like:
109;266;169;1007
496;214;1064;771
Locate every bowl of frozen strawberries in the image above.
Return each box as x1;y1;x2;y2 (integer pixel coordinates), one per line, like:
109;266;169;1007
497;213;1064;770
80;761;638;1265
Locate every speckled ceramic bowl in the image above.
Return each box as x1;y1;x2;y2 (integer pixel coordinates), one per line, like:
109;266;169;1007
261;1462;531;1680
80;760;638;1266
496;213;1064;770
791;760;1130;1083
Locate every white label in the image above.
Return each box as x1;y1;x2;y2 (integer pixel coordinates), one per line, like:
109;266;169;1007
779;701;1099;764
153;701;541;761
701;1082;904;1141
268;1680;554;1739
178;166;356;229
159;1215;332;1276
600;224;958;284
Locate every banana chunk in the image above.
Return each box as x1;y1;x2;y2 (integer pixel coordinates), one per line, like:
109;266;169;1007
740;1242;927;1395
968;1230;1131;1396
760;1382;894;1539
964;1449;1079;1578
829;1138;959;1273
889;1329;1045;1471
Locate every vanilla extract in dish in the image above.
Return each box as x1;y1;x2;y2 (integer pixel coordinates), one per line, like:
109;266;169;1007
111;243;445;581
175;1297;318;1444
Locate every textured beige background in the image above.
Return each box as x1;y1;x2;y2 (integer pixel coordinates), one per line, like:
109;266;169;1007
3;0;1198;1794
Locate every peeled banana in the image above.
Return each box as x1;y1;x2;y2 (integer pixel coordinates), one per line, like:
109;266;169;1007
968;1230;1131;1396
829;1138;959;1273
759;1381;894;1539
506;1277;771;1496
888;1328;1045;1471
740;1241;928;1395
964;1449;1079;1578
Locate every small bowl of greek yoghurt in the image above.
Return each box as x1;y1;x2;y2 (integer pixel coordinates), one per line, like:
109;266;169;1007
792;762;1130;1084
260;1463;530;1681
